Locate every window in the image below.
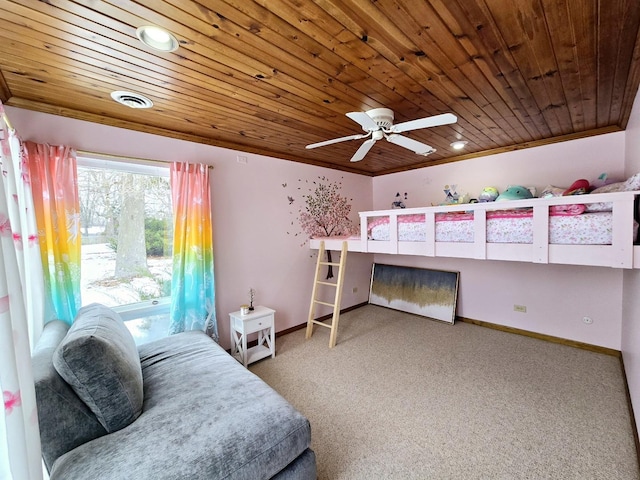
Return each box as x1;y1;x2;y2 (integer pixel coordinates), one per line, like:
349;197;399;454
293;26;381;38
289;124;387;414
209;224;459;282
77;156;173;344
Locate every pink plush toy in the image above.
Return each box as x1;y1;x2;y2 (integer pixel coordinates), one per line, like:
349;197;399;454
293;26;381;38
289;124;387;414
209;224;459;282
563;179;590;196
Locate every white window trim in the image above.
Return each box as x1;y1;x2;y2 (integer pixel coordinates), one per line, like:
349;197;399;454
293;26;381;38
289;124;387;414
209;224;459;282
112;297;171;321
77;154;170;177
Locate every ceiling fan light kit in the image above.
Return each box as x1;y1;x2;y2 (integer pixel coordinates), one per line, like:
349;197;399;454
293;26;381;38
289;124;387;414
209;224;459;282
355;108;395;130
306;108;457;162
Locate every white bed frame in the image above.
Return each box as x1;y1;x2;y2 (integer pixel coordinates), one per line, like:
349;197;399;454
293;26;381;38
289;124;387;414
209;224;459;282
309;191;640;269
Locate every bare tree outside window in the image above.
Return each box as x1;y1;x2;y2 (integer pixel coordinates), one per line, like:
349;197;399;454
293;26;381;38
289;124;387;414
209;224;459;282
115;175;149;277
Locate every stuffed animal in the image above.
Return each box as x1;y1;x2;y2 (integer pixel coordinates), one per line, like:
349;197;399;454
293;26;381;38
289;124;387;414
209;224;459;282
590;173;620;190
478;186;499;202
457;193;470;204
563;179;589;196
391;192;407;209
495;185;533;202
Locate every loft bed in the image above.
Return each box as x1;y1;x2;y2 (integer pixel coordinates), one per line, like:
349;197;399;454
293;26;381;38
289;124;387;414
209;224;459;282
309;191;640;269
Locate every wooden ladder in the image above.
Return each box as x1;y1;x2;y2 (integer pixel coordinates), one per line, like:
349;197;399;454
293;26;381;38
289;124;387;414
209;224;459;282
305;240;347;348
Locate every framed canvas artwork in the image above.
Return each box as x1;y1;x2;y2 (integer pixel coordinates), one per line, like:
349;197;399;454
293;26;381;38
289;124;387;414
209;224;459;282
369;263;459;324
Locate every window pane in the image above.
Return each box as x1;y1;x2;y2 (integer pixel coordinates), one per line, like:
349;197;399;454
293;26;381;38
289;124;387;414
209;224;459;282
77;161;173;344
123;313;171;345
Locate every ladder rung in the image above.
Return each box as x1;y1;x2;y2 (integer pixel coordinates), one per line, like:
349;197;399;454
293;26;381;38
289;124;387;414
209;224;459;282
317;281;337;287
311;320;332;328
313;300;336;307
319;261;341;266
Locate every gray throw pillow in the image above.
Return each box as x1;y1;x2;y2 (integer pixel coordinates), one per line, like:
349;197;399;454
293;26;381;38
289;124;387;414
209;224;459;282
33;320;108;471
53;303;144;433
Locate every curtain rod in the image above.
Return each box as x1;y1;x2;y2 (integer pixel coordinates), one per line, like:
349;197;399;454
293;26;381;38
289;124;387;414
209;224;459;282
1;111;13;131
77;150;214;169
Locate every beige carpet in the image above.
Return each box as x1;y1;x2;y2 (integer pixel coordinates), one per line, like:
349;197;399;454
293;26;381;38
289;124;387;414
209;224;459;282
250;305;640;479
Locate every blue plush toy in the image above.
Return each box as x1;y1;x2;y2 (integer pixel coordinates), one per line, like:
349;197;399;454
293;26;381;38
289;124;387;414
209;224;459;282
495;185;533;202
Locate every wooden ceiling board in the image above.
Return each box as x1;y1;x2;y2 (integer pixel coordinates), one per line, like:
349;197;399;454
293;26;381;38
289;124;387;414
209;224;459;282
620;26;640;130
1;0;639;175
0;71;10;103
430;2;547;142
377;1;531;144
0;40;326;152
1;9;366;148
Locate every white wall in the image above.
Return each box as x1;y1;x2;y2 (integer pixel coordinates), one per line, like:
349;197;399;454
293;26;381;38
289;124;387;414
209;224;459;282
622;89;640;434
6;106;374;350
373;132;627;350
373;133;626;210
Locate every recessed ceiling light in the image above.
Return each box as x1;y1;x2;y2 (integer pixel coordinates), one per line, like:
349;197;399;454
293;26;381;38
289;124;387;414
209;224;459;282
450;140;468;150
111;91;154;109
136;25;179;52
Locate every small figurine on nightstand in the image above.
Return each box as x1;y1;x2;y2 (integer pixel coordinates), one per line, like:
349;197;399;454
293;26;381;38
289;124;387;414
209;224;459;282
248;288;255;311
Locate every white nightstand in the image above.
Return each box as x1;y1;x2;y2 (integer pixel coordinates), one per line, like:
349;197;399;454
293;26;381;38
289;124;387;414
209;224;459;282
229;306;275;367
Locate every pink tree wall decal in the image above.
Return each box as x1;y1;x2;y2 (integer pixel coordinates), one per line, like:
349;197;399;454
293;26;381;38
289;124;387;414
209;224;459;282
298;177;358;278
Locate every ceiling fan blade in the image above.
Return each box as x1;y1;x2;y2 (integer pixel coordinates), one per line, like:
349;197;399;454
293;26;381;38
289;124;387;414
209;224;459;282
350;139;377;162
346;111;379;132
391;113;457;133
306;132;370;149
386;134;436;155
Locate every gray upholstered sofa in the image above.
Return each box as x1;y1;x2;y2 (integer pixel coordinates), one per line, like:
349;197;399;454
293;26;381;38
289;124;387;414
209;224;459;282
32;303;316;479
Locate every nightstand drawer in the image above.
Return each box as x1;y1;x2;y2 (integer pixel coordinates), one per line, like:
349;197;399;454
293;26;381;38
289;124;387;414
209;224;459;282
243;315;273;334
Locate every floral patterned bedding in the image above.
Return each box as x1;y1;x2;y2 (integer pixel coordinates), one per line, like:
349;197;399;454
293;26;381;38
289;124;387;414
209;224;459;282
367;209;639;245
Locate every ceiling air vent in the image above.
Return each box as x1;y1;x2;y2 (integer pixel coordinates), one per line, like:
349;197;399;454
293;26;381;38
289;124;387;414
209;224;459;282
110;91;154;109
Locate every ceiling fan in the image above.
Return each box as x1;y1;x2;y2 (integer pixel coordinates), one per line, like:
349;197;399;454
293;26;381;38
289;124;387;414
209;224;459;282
306;108;457;162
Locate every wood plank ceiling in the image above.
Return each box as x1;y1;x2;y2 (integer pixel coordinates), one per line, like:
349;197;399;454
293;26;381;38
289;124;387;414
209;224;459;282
1;0;640;176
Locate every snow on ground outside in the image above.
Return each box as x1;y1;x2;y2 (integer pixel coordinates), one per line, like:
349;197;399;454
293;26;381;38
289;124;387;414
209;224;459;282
81;243;171;344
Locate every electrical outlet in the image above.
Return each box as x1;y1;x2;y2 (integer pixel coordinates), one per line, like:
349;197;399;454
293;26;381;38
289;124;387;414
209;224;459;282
237;155;248;164
583;316;593;324
352;287;358;294
514;304;527;313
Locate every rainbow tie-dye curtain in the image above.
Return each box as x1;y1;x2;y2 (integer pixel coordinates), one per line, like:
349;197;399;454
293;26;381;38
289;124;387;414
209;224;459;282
24;142;81;325
169;161;217;341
